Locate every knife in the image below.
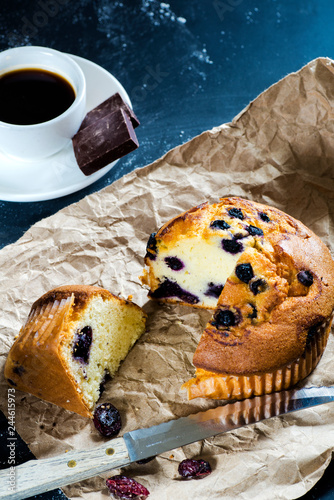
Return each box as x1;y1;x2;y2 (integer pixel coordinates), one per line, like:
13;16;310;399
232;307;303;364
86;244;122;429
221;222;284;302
0;385;333;500
0;409;68;500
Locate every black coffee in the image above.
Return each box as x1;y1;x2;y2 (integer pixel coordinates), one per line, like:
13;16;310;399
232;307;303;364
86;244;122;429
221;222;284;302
0;68;76;125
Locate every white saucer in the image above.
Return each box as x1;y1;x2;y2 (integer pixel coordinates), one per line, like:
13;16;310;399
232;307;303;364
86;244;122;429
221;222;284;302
0;54;133;202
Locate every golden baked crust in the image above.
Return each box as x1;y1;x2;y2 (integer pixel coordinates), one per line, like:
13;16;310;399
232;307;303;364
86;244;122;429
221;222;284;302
141;197;310;308
31;284;116;309
194;232;334;374
142;197;334;397
183;314;333;400
5;285;147;417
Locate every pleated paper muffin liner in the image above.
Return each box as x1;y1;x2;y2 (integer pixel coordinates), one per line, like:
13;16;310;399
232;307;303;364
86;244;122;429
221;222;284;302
183;313;334;400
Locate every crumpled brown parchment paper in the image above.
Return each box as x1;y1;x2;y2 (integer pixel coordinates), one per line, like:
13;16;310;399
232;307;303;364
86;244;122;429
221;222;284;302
1;57;334;500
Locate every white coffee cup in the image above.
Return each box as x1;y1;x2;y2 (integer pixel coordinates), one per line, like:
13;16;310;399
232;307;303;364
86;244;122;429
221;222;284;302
0;46;86;160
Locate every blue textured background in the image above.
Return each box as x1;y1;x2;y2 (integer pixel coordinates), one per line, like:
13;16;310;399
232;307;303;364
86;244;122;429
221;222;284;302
1;1;334;498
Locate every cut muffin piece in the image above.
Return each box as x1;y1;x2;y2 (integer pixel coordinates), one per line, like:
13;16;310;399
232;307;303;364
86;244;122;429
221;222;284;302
141;197;334;400
5;285;147;417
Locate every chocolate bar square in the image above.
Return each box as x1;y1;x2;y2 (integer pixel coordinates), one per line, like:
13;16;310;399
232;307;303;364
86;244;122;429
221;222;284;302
72;107;139;176
78;93;139;132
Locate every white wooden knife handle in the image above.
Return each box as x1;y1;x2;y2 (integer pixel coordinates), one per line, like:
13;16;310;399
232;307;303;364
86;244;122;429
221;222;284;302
0;436;130;500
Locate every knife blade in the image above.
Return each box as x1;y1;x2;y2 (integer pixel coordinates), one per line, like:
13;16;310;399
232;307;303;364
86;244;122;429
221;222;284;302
0;385;333;500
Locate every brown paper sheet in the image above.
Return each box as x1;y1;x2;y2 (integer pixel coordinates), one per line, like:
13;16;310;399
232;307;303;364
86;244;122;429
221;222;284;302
1;57;334;500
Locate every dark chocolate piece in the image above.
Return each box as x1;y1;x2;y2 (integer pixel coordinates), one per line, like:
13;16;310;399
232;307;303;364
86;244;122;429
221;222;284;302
79;92;139;132
72;108;139;176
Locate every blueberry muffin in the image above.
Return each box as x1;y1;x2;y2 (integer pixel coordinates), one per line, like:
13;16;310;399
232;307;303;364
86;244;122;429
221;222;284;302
141;197;334;399
5;285;147;417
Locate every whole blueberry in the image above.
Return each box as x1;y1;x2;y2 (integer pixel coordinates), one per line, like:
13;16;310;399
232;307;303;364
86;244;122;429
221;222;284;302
178;459;212;479
259;212;270;222
210;219;230;230
297;270;314;287
93;403;122;437
72;326;92;364
247;225;264;237
235;263;254;283
212;309;237;328
106;475;150;499
164;256;184;271
228;208;244;220
222;238;243;254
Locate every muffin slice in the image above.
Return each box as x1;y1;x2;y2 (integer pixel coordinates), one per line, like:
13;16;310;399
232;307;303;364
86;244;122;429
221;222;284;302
5;285;147;417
